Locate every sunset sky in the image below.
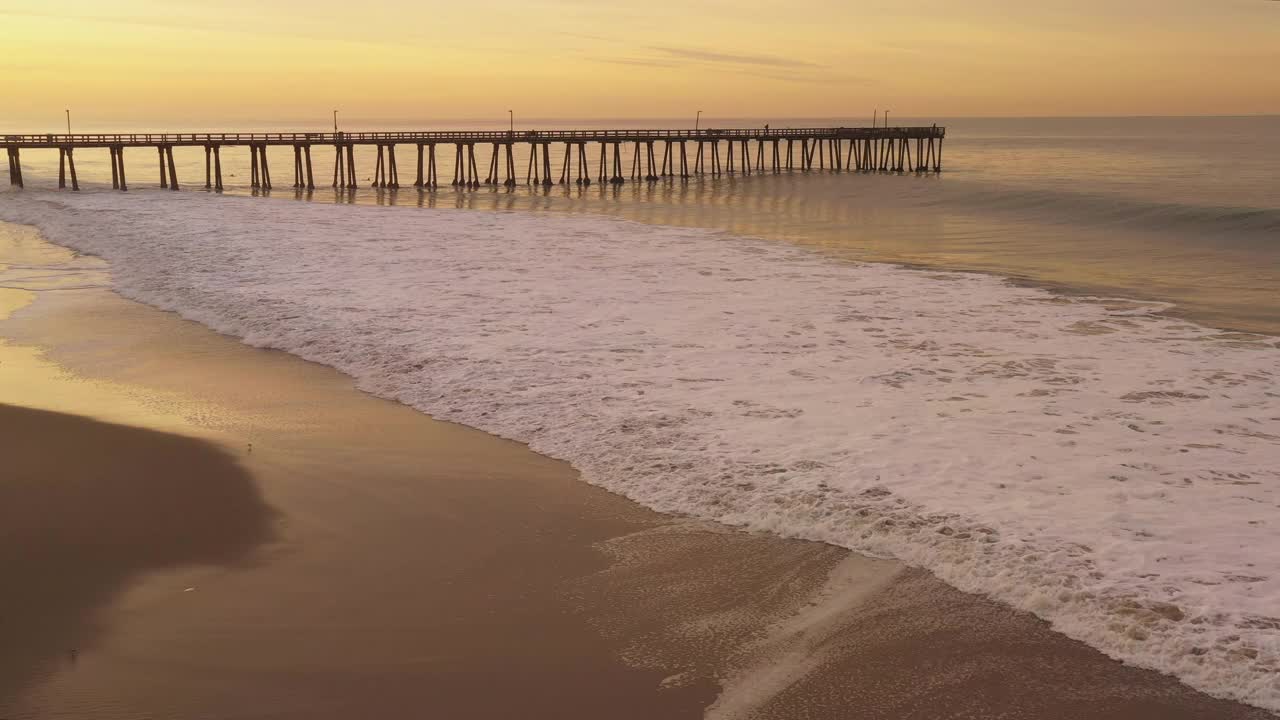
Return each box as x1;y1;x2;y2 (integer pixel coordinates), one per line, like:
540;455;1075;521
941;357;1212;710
3;0;1278;128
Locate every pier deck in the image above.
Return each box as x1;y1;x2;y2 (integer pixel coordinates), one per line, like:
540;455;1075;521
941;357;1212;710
4;125;945;192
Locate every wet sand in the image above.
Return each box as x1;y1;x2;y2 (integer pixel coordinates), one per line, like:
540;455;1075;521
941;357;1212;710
0;222;1270;719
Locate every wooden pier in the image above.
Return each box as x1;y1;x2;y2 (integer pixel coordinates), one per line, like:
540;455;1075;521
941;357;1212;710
3;126;945;191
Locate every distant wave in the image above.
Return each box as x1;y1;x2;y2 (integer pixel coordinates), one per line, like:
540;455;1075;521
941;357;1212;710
930;183;1280;240
3;192;1279;712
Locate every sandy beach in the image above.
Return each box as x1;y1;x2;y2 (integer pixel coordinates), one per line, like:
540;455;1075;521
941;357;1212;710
1;218;1270;719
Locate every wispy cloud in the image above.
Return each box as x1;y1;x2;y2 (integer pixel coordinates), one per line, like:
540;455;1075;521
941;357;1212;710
650;46;824;69
586;43;869;84
592;57;682;68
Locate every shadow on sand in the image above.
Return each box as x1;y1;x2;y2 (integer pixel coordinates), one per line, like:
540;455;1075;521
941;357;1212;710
0;404;275;704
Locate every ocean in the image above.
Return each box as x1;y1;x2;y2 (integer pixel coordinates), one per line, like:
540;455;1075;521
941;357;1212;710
1;116;1277;710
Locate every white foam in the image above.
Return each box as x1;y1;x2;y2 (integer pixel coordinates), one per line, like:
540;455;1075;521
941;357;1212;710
3;191;1278;710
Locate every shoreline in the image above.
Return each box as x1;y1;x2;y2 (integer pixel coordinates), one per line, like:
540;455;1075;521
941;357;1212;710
1;216;1274;718
0;232;735;719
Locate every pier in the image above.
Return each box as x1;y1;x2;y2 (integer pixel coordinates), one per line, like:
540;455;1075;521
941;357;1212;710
4;126;945;192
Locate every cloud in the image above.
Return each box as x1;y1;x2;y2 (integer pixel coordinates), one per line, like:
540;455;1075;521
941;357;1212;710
650;46;824;69
586;43;871;84
592;57;682;68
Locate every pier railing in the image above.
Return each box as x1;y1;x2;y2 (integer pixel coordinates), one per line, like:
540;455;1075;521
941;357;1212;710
2;126;944;148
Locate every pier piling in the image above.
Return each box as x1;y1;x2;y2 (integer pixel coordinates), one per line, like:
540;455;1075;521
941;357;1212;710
7;147;23;188
55;147;80;190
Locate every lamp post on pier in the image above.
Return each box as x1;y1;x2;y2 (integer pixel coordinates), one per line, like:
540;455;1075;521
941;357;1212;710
333;110;339;133
65;109;71;135
695;110;702;133
508;110;514;135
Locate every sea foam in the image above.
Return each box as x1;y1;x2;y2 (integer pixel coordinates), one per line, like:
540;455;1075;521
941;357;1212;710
2;191;1277;711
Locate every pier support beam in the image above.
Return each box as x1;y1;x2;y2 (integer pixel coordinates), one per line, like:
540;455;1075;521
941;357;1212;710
414;144;438;188
7;147;23;188
166;146;179;190
610;142;624;184
333;144;355;189
156;146;178;190
108;146;128;191
291;141;313;188
211;146;223;190
576;143;589;185
249;144;272;190
57;147;79;190
559;142;571;185
261;145;272;189
371;143;400;188
453;143;480;188
488;143;502;186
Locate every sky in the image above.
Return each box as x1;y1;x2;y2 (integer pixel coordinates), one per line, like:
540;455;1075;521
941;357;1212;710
2;0;1278;129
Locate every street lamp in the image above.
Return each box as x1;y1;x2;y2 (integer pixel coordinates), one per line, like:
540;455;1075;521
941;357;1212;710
65;109;71;135
695;110;702;132
509;110;514;135
333;110;339;133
